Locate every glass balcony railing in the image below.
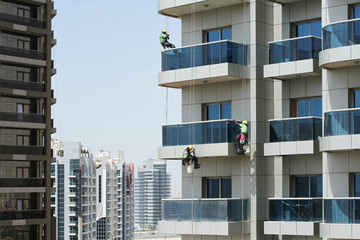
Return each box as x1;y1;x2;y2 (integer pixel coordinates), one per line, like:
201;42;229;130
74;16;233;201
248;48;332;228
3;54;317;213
0;78;44;91
323;19;360;50
269;117;322;142
162;119;240;146
0;210;45;220
0;178;45;188
0;12;45;28
269;36;322;64
0;145;45;155
162;199;247;222
0;46;45;60
161;40;248;71
269;198;322;222
0;112;45;123
324;109;360;136
324;199;360;224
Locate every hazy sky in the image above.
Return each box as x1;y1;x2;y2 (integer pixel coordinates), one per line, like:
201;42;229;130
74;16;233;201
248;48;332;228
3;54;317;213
52;1;182;197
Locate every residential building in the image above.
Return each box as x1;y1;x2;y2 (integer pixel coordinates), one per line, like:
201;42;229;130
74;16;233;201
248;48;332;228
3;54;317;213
157;0;360;239
51;140;97;240
0;0;56;239
135;159;171;230
95;150;135;240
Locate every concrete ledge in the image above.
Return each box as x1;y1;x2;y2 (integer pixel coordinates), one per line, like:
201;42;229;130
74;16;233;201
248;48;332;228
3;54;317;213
158;63;250;89
264;140;318;156
264;59;321;80
320;136;360;152
158;143;250;159
158;220;249;235
264;221;319;236
319;45;360;69
319;223;360;239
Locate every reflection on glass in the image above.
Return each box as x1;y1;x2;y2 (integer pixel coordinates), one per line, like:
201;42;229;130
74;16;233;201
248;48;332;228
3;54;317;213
269;199;322;221
310;176;322;197
221;178;232;198
324;109;360;136
207;179;220;198
323;19;360;49
295;177;309;197
324;199;360;223
222;29;232;40
221;103;232;119
207;104;220;120
297;23;310;37
207;30;220;42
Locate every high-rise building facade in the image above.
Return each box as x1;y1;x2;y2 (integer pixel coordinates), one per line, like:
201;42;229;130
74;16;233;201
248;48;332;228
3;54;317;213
157;0;360;239
0;0;56;239
51;140;97;240
135;159;170;230
95;150;134;240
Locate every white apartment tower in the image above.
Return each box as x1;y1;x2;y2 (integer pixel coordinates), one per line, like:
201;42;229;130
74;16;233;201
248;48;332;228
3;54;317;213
157;0;360;240
134;159;170;230
51;140;97;240
95;150;134;240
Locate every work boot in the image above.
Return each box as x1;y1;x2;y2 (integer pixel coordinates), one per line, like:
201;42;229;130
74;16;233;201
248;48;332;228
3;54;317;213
194;164;201;169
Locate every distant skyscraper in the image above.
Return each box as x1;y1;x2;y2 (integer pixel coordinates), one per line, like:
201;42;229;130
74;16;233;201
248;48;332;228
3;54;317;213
51;140;97;240
95;150;134;240
0;0;56;239
134;159;171;230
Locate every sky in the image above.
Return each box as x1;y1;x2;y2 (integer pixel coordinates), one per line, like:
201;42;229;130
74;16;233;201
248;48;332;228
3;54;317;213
52;1;182;197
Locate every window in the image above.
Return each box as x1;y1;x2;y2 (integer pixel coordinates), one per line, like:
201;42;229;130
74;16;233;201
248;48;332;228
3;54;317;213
292;175;322;197
203;177;232;198
293;97;322;117
354;89;360;108
350;4;360;19
206;28;232;42
99;175;102;203
206;102;231;120
17;39;30;49
17;135;29;145
16;167;29;178
293;20;321;38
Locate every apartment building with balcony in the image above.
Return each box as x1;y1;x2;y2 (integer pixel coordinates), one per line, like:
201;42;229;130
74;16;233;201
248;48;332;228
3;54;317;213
95;150;134;240
51;140;97;240
0;0;56;239
134;159;170;230
157;0;360;239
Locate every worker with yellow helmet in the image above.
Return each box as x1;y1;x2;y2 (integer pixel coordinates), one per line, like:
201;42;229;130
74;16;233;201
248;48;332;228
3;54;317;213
159;30;176;49
182;145;201;169
234;120;248;155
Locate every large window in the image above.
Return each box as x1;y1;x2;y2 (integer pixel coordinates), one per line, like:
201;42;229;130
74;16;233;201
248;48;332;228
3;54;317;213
203;177;232;198
206;102;231;120
350;4;360;19
206;28;232;42
292;175;322;197
293;97;322;117
293;20;321;38
354;89;360;108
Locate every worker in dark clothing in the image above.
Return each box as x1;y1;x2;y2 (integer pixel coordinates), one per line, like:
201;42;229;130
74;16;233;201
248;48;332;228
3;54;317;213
234;120;248;155
160;30;175;49
182;145;201;169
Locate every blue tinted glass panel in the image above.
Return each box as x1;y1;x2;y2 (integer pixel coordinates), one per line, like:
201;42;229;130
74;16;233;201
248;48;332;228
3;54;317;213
310;21;322;37
297;99;309;117
295;176;309;197
221;103;231;119
221;178;232;198
355;175;360;197
355;90;360;108
207;104;220;120
297;23;310;37
310;98;322;117
221;29;232;40
355;6;360;18
207;179;220;198
310;176;322;197
208;30;220;42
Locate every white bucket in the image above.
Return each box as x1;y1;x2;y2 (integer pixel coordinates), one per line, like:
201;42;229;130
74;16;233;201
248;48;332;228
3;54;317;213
187;165;194;174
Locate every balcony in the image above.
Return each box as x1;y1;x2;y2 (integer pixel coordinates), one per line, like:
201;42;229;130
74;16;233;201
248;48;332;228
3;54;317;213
0;46;45;60
264;198;322;236
320;19;360;68
320;198;360;239
320;109;360;152
0;145;45;155
0;12;45;28
159;40;248;88
0;112;45;124
158;198;248;236
0;178;45;188
158;0;248;18
0;210;45;220
264;117;322;156
0;78;44;92
159;119;248;159
264;36;321;80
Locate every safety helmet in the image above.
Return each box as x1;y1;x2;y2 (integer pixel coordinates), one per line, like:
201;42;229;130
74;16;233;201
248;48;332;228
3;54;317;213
242;120;248;125
162;30;167;33
188;145;193;151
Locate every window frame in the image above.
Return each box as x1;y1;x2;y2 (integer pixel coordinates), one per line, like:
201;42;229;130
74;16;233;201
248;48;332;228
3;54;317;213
202;176;232;198
204;27;232;42
291;19;322;38
290;175;322;198
204;102;232;120
291;97;322;117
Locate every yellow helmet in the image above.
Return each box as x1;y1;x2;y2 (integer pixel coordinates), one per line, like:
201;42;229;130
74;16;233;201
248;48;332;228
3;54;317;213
242;120;248;125
188;145;193;151
162;30;167;33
